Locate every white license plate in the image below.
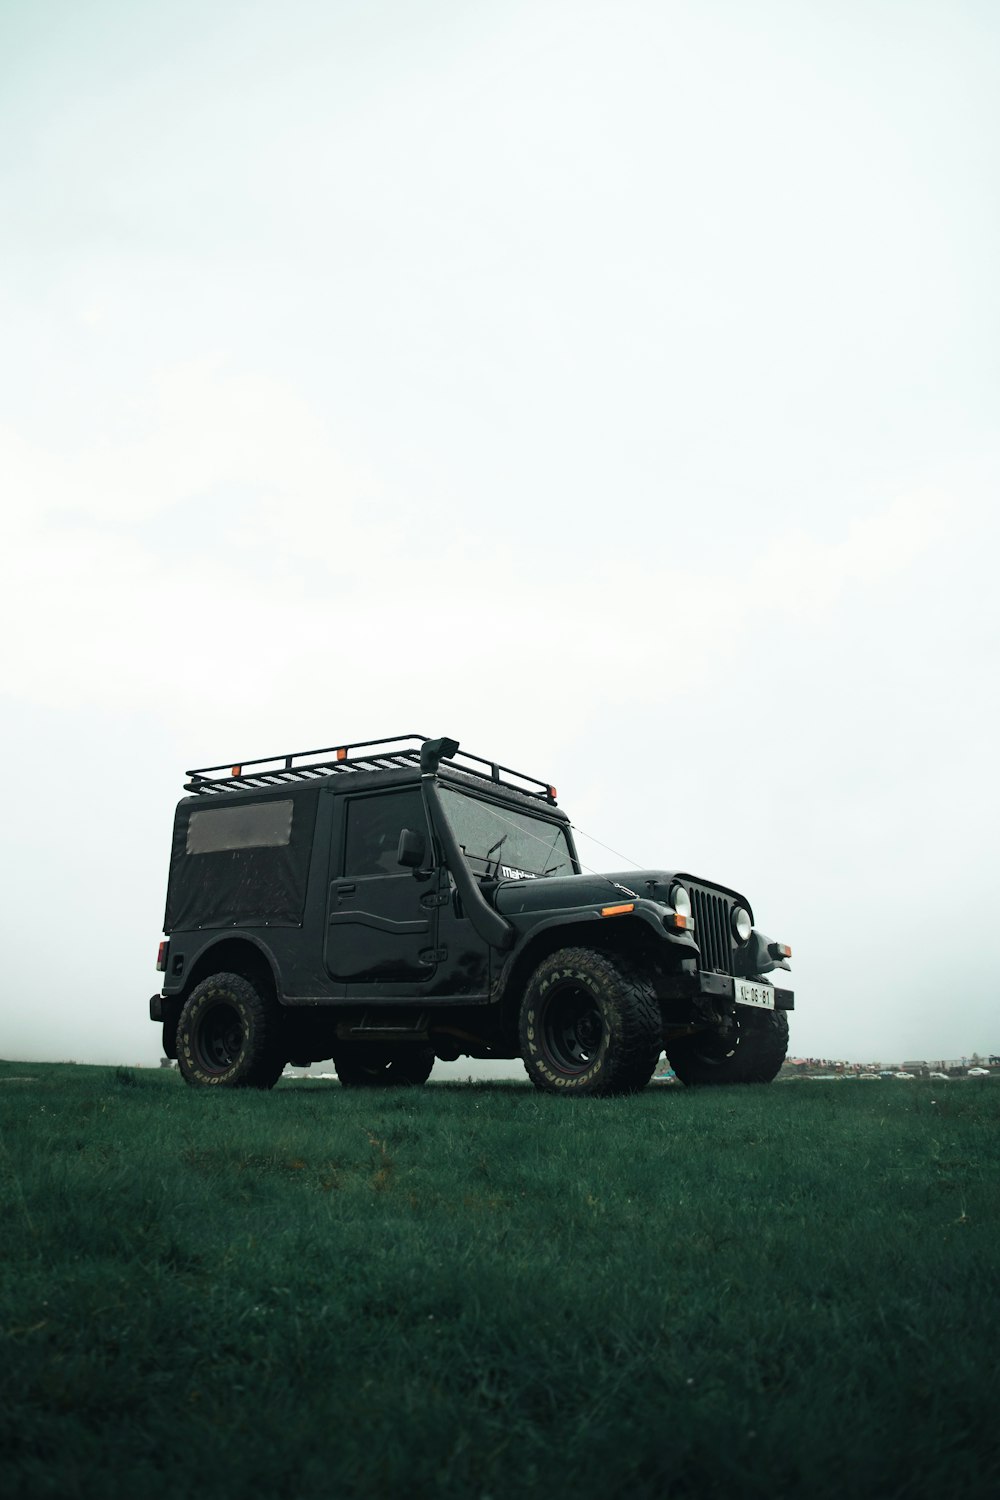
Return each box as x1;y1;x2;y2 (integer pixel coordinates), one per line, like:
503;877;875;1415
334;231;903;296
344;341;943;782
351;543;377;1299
734;979;774;1010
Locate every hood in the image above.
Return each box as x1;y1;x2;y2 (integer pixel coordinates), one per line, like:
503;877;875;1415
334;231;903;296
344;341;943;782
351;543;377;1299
493;868;751;917
494;868;679;917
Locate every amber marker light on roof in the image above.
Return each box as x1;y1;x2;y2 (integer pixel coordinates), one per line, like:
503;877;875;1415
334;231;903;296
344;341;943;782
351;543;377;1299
231;766;241;776
336;748;347;761
601;903;634;916
549;786;557;799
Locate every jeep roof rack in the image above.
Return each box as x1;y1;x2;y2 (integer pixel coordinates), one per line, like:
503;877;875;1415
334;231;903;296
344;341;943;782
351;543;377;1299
184;733;558;804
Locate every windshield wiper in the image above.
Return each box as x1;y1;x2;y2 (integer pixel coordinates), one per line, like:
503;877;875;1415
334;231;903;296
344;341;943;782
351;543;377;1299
484;835;507;879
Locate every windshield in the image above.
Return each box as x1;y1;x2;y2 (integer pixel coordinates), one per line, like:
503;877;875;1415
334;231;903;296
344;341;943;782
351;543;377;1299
439;787;576;880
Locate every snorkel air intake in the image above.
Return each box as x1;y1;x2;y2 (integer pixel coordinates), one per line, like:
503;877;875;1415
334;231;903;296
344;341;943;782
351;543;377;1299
419;737;515;951
420;737;461;775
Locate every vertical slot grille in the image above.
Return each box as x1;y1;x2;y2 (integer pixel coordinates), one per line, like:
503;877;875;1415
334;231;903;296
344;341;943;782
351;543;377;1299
691;887;734;974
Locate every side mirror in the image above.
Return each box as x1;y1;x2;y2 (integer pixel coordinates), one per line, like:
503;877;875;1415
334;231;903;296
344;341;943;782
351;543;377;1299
397;828;426;869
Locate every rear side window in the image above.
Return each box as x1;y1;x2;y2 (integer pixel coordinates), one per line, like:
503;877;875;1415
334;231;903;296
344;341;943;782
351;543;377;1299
186;799;293;854
344;789;427;876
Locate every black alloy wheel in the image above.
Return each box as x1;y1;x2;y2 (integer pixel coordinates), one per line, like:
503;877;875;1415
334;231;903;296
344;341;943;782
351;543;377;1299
176;972;286;1089
538;981;606;1075
519;947;662;1096
666;1007;789;1086
194;1001;244;1073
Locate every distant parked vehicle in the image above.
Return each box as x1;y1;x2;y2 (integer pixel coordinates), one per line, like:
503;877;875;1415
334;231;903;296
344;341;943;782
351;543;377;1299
894;1071;915;1079
928;1071;949;1080
967;1067;990;1076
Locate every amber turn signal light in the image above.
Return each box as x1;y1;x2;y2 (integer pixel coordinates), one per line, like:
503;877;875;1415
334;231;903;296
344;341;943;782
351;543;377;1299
601;902;634;917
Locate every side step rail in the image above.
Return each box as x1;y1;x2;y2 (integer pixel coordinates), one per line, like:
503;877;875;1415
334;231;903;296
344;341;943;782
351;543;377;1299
336;1011;430;1042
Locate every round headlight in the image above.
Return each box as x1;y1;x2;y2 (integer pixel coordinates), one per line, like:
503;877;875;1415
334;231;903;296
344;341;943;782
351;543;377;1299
732;906;752;942
671;884;691;917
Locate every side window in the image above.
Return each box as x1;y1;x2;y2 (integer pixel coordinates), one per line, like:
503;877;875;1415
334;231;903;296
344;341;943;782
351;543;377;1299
344;789;428;876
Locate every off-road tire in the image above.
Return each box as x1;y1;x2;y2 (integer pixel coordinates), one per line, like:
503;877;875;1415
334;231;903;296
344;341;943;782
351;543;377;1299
176;972;285;1089
332;1043;435;1088
519;947;662;1096
666;1007;789;1086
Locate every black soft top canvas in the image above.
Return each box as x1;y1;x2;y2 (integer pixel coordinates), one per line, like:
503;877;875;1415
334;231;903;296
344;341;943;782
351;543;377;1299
164;785;320;933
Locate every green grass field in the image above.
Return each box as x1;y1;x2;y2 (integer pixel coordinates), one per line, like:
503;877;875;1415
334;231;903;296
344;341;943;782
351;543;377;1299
1;1061;997;1499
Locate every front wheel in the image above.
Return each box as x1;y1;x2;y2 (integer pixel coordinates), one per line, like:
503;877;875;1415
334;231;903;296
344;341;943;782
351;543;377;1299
332;1044;435;1088
666;1007;789;1086
519;947;662;1096
176;972;286;1089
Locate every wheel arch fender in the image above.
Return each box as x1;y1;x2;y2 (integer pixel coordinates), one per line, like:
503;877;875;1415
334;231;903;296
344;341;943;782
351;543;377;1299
177;934;281;1007
495;915;664;1034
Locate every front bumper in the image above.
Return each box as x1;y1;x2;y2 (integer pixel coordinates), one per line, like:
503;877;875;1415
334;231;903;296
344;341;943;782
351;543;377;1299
666;971;794;1009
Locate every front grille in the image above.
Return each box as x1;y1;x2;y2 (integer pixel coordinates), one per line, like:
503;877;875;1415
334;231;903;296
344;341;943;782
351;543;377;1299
690;886;735;974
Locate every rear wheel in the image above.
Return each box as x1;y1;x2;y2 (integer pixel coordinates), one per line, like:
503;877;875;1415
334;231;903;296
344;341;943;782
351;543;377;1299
176;972;285;1089
666;1007;788;1085
333;1043;435;1088
519;947;662;1096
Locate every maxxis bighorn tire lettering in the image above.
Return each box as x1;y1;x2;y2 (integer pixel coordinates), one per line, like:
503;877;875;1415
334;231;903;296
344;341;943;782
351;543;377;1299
176;972;286;1090
666;1007;789;1086
518;946;662;1097
332;1044;435;1088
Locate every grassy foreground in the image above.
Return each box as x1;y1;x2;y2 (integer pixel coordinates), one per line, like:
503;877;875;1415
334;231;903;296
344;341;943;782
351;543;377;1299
1;1062;998;1500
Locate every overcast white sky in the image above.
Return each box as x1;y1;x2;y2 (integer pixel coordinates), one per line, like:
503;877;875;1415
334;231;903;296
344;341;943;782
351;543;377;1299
2;0;997;1072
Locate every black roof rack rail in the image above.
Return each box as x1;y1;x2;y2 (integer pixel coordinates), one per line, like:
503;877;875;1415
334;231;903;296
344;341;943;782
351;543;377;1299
184;733;558;804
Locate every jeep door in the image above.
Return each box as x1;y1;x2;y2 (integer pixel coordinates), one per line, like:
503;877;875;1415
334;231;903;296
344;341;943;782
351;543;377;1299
325;788;438;984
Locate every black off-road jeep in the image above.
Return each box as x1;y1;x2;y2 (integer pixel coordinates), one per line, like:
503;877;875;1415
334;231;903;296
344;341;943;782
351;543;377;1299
151;734;793;1094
